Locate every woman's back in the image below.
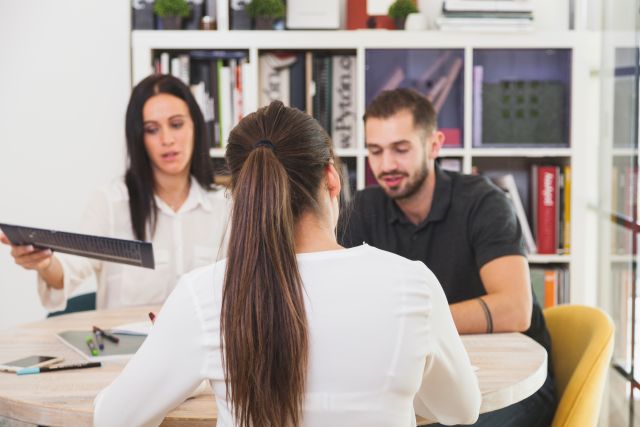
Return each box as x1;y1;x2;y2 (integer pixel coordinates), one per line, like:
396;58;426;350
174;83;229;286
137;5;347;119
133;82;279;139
94;245;479;427
199;245;478;426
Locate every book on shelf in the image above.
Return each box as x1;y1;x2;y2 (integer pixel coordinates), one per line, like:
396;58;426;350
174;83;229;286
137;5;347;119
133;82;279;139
331;55;357;150
531;165;558;255
170;54;190;85
543;270;557;307
478;163;570;256
472;65;483;147
154;50;250;148
563;165;571;253
259;53;297;108
530;266;569;309
218;62;232;147
492;174;537;254
190;59;217;146
159;52;170;75
287;0;340;29
289;53;307;112
530;165;572;255
313;55;332;134
305;52;314;114
441;10;533;19
436;17;533;31
258;51;357;151
443;0;533;13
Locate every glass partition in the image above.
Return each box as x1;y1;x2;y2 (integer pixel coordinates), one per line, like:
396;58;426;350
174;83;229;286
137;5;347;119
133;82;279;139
598;1;640;425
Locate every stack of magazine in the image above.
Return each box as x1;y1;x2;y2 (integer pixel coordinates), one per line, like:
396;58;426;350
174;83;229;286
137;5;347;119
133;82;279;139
437;0;533;31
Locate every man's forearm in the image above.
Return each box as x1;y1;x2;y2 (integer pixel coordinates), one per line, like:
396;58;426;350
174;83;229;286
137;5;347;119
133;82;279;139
450;293;531;335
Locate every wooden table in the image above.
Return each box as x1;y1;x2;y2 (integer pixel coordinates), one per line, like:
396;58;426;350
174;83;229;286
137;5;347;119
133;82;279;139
0;307;547;426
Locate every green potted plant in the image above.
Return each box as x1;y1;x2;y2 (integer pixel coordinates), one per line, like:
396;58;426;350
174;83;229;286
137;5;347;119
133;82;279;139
246;0;286;30
154;0;190;30
388;0;419;30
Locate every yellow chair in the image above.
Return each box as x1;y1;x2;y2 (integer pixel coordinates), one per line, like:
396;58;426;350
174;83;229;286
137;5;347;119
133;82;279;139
544;305;614;427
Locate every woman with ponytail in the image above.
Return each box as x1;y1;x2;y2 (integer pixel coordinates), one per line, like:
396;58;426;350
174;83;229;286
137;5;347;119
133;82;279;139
94;101;481;427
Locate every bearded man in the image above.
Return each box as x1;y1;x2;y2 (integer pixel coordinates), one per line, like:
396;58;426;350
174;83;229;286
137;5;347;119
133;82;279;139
339;88;556;427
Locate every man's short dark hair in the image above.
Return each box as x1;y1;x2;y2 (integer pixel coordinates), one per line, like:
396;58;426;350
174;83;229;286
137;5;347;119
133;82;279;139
363;88;437;135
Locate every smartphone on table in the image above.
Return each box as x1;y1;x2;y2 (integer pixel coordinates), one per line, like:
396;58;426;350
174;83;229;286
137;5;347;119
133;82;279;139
0;355;64;373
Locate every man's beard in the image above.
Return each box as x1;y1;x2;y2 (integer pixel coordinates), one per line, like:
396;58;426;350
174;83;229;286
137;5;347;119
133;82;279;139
379;159;429;201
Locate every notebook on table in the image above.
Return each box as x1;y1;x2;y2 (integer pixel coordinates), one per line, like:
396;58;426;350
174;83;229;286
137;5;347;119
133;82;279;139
0;223;154;269
56;330;147;362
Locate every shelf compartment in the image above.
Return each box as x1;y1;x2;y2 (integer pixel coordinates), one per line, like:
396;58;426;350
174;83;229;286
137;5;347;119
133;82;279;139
472;48;572;149
365;48;465;148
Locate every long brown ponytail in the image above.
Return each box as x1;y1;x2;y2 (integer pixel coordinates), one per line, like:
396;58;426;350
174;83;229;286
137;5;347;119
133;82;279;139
222;101;335;427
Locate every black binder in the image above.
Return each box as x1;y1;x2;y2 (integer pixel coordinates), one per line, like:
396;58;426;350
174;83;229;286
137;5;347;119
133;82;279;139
0;223;155;269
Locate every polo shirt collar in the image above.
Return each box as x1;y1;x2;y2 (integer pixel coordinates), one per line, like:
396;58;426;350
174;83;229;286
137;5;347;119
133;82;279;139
386;163;453;226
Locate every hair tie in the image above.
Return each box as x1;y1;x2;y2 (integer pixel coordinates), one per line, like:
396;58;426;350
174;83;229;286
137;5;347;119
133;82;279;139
254;139;275;151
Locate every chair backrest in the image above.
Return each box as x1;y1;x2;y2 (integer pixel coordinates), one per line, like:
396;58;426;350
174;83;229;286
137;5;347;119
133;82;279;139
544;305;614;427
47;292;96;318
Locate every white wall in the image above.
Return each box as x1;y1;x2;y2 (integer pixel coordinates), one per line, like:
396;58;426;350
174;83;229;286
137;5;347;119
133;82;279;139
0;1;130;329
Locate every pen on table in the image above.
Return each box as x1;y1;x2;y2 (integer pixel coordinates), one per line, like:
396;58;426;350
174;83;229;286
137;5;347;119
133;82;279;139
148;311;156;324
86;336;99;356
16;362;102;376
94;330;104;350
92;325;120;343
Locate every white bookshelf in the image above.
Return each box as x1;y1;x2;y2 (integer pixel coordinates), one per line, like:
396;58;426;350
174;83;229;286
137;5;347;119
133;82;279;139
612;147;638;157
131;29;599;305
528;254;572;264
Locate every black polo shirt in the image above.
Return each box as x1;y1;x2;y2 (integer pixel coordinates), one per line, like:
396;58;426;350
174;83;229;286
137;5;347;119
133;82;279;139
339;164;551;357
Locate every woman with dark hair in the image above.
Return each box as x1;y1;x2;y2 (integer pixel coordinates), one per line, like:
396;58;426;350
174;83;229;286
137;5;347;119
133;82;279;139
0;74;230;311
94;101;480;427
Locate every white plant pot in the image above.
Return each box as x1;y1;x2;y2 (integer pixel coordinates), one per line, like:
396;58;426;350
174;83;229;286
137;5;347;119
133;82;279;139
404;12;427;30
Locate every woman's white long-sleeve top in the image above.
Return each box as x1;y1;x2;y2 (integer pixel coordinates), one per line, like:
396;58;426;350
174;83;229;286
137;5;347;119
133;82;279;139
38;177;230;311
94;244;480;427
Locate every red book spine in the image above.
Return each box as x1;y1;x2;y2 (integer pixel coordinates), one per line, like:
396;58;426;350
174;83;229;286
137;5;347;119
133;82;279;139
536;166;558;254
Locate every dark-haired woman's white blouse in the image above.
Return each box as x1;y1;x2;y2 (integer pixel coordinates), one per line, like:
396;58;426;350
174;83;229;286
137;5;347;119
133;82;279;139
37;177;230;311
94;244;480;427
